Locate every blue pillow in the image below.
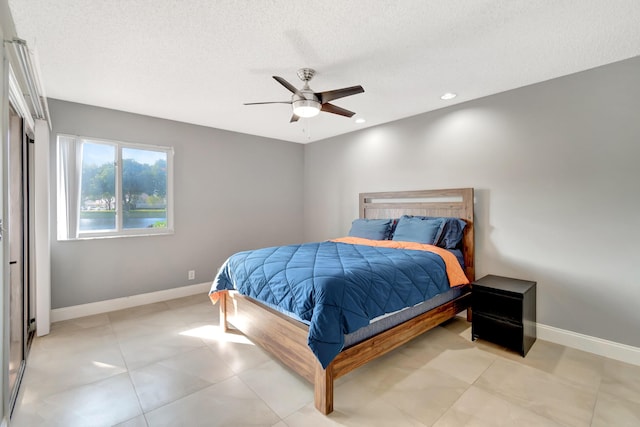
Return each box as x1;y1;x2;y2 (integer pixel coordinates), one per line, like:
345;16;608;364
412;216;466;248
348;219;393;240
392;216;445;244
438;217;466;248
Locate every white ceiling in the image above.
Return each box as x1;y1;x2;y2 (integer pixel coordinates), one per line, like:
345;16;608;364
8;0;640;144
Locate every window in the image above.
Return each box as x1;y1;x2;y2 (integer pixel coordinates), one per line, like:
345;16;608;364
57;134;173;240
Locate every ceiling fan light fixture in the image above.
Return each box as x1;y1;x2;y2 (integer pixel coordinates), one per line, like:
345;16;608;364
292;99;321;118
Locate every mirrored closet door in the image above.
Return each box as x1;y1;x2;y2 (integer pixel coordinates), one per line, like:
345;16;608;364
7;104;33;414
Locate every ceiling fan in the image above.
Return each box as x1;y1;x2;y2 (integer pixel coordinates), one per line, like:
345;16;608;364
244;68;364;123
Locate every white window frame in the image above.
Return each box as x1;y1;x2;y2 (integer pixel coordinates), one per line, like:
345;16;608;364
57;134;174;240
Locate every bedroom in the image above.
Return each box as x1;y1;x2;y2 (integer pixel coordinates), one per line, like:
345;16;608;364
0;1;639;426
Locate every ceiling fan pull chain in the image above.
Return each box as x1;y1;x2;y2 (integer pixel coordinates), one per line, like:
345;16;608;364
303;119;312;141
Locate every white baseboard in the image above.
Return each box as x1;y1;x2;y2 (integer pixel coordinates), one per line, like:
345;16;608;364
455;313;639;366
537;323;640;366
50;282;211;323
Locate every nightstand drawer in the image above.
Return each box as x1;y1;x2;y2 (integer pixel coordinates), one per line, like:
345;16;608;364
472;312;524;353
473;287;522;322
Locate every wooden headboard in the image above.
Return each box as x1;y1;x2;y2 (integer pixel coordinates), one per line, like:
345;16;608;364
359;188;475;281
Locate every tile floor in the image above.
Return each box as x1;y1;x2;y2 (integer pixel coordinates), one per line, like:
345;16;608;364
11;293;640;427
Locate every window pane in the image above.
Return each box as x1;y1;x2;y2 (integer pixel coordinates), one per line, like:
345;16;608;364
122;147;168;229
80;142;116;231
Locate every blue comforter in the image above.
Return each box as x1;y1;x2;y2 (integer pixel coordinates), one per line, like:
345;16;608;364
210;240;452;368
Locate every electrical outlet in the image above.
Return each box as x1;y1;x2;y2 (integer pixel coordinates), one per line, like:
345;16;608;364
188;270;195;280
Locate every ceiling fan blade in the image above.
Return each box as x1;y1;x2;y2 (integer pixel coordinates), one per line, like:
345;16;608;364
273;76;303;97
321;103;356;118
290;114;300;123
244;101;292;105
316;85;364;104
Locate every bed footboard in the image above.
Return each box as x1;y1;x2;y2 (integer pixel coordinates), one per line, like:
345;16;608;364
210;289;471;414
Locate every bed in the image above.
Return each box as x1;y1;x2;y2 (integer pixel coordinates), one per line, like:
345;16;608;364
209;188;474;414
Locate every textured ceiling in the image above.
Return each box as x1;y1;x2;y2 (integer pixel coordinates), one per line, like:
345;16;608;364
8;0;640;143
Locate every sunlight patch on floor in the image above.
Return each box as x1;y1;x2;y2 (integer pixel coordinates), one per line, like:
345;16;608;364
179;325;254;345
92;361;120;369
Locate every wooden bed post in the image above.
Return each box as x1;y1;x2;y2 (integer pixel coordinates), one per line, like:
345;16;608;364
219;291;228;332
314;362;334;415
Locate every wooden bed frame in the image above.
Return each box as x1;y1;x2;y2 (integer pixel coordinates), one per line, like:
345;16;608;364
212;188;474;414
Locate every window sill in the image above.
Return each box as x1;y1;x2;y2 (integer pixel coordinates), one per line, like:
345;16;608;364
58;229;175;242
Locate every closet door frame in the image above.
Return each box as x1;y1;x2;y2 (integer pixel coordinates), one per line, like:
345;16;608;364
3;56;36;416
6;102;32;416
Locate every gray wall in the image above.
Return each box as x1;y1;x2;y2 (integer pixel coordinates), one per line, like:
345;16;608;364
303;56;640;348
49;100;304;309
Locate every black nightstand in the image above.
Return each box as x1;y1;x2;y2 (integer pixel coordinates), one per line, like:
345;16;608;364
472;274;536;356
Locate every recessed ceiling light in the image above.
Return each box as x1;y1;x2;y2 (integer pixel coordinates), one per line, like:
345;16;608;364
355;118;366;124
440;93;457;100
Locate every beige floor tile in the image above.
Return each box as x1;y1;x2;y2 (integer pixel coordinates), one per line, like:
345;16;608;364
591;390;640;427
285;399;428;427
423;347;497;384
332;360;467;425
164;293;211;309
433;386;563;427
130;363;213;412
171;294;216;312
341;360;412;394
118;331;205;371
385;333;452;371
332;366;386;410
376;366;470;426
499;339;565;369
171;302;221;327
114;414;150;427
497;340;605;391
157;346;235;384
21;343;128;401
10;400;87;427
202;333;272;374
111;309;191;341
282;405;343;427
10;394;51;427
30;323;119;358
144;376;280;427
476;358;597;427
411;324;475;352
238;359;313;418
16;373;143;427
552;347;605;391
50;313;111;332
332;359;373;387
599;358;640;405
107;301;172;323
